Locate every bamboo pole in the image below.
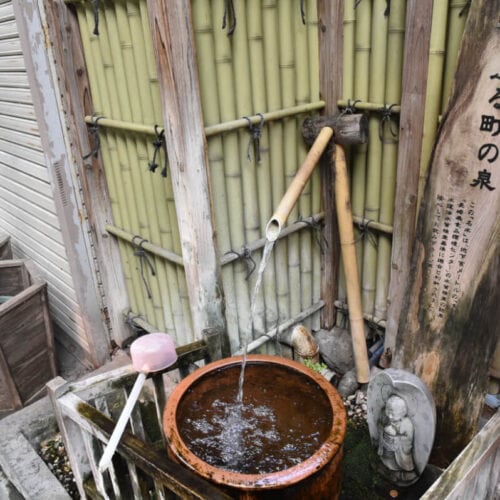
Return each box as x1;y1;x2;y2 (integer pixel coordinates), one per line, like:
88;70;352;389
418;0;449;210
246;0;278;336
78;5;144;318
352;0;371;280
279;1;301;325
101;4;161;328
139;0;193;340
192;0;239;352
115;1;178;334
80;102;324;136
337;99;401;113
441;1;468;113
294;3;313;330
266;127;333;240
307;0;322;331
374;0;406;320
128;0;186;338
263;0;289;326
362;0;388;315
235;301;325;355
342;0;356;100
232;1;266;338
210;1;251;349
335;144;370;383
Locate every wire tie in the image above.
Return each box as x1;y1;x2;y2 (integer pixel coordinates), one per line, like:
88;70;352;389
224;246;256;280
148;125;164;173
132;236;156;299
340;99;361;117
92;0;100;36
243;113;264;163
379;103;398;143
82;115;105;161
222;0;237;36
296;215;328;254
300;0;306;24
356;219;378;247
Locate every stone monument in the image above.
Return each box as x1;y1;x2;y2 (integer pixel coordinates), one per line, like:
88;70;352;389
367;369;436;486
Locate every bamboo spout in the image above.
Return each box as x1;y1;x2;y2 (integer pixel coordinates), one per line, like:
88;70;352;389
265;126;333;241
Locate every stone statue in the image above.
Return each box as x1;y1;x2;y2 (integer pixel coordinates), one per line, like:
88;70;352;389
367;369;436;487
377;395;418;484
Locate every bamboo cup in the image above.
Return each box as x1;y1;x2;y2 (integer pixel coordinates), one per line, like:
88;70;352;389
334;144;370;383
266;126;334;241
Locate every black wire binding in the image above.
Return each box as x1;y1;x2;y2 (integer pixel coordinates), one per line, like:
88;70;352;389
131;236;156;299
222;0;237;36
82;116;105;161
224;246;256;280
243;113;264;163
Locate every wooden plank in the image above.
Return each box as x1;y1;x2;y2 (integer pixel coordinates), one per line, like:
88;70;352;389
0;234;12;259
316;0;343;329
394;0;500;465
38;0;131;350
146;0;227;346
15;0;120;366
0;342;22;414
384;0;434;350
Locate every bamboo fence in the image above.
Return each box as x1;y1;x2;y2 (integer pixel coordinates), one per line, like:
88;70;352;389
67;0;467;354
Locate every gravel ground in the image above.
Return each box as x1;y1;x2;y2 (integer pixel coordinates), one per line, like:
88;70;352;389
344;389;368;425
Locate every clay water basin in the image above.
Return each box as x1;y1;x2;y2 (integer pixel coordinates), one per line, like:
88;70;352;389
164;354;347;499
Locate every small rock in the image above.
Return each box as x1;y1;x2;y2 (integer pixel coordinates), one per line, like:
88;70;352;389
337;369;359;398
361;403;367;411
355;390;365;406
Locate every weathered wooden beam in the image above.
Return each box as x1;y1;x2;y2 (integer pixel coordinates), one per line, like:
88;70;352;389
146;1;228;354
316;0;344;329
394;0;500;466
14;0;127;366
384;0;434;351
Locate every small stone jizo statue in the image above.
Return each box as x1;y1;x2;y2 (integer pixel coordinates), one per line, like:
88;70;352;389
377;395;417;484
367;369;436;487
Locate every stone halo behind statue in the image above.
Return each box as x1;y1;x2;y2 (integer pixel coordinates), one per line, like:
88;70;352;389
367;369;436;487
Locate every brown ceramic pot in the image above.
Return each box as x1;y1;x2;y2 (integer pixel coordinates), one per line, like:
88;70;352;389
163;355;347;499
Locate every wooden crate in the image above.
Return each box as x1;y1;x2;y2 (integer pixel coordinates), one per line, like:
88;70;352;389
0;260;57;416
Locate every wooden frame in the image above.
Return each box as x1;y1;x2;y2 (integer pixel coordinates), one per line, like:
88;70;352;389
316;0;344;330
14;0;133;364
146;0;228;351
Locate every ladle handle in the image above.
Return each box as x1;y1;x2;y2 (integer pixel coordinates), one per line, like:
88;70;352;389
98;372;147;472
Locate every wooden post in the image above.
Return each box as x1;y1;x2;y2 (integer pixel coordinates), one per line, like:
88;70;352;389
15;0;130;365
146;1;227;351
394;0;500;466
316;0;344;329
384;0;434;352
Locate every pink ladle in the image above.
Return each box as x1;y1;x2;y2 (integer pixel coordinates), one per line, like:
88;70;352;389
98;333;177;472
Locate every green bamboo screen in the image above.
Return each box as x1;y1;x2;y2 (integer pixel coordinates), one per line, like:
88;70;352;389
71;0;466;352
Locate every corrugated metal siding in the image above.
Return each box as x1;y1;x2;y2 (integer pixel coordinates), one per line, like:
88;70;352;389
0;0;89;353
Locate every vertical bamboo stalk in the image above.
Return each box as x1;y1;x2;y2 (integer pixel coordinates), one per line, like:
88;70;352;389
335;144;370;383
263;0;289;325
192;0;239;352
278;1;300;323
361;0;388;315
100;4;160;327
343;0;356;101
210;1;251;348
125;0;182;338
232;0;266;338
78;5;144;318
418;0;449;209
374;0;406;320
351;0;371;277
441;0;468;112
336;0;356;326
246;0;279;336
307;1;322;331
294;2;313;330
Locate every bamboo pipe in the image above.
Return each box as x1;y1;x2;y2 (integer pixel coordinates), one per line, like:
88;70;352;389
265;127;333;241
337;99;401;113
334;144;370;383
